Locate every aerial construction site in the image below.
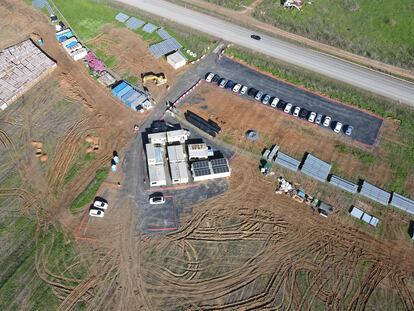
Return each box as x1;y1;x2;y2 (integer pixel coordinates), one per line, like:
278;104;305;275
0;0;413;310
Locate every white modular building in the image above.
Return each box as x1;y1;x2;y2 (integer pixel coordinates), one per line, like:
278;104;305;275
167;129;190;144
167;144;186;163
170;162;189;184
146;143;164;165
188;143;209;160
148;132;167;145
148;164;167;187
167;51;187;70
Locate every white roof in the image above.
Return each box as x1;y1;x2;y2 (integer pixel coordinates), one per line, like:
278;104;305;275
188;143;207;151
167;144;186;162
148;132;166;143
146;144;163;163
350;206;364;219
167;51;187;64
166;129;189;140
148;164;166;182
170;162;189;180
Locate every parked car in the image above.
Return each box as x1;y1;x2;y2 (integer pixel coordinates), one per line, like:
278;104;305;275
333;121;343;133
276;100;286;110
255;91;264;101
308;112;317;123
345;125;354;136
205;72;215;82
248;87;257;97
293;106;301;117
225;80;235;89
251;34;261;40
93;198;108;210
262;94;271;105
211;74;220;83
240;85;248;95
315;113;323;125
271;97;280;108
284;103;293;113
149;194;165;205
218;78;227;88
233;83;242;93
299;108;309;119
323;116;332;127
89;208;104;218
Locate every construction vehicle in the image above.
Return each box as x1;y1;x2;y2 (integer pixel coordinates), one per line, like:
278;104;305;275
142;72;167;86
30;33;44;46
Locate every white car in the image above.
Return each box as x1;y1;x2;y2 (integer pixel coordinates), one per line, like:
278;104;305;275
240;85;248;95
205;72;215;82
271;97;279;108
323;116;332;127
308;112;317;123
334;122;343;133
149;195;165;205
93;199;108;210
89;208;104;218
232;83;242;93
284;103;293;114
293;106;301;117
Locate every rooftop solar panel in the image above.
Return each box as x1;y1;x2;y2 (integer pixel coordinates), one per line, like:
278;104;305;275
193;168;211;177
211;158;227;167
149;38;182;58
390;193;414;215
115;12;129;23
125;17;145;30
212;165;230;174
157;28;172;40
142;23;158;33
192;161;209;169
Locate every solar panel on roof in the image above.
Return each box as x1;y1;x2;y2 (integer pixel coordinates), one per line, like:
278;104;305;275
212;165;229;174
157;28;172;40
211;158;227;167
125;17;145;30
115;12;129;23
194;168;211;177
142;23;158;33
149;38;182;58
192;161;209;169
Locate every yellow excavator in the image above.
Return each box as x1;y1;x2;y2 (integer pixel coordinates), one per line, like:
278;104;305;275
141;72;167;86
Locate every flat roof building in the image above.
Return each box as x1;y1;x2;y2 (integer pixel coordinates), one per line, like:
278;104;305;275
146;144;164;165
170;162;189;184
148;164;167;187
167;144;186;163
167;129;190;144
188;143;209;160
191;157;231;182
167;51;187;70
148;132;167;145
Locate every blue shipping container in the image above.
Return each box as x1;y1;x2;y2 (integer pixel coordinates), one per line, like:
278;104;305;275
121;89;136;102
116;85;133;98
66;41;78;48
112;81;128;95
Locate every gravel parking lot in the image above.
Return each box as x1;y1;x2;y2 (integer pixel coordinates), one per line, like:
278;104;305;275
205;57;383;146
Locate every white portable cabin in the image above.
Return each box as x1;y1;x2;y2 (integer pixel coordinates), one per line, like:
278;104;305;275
167;144;186;163
188;143;209;160
148;132;167;145
167;129;190;144
148;164;167;187
71;48;88;61
170;162;189;184
167;51;187;70
146;143;164;165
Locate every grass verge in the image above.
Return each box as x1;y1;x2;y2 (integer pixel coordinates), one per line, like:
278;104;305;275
202;0;255;11
69;168;109;214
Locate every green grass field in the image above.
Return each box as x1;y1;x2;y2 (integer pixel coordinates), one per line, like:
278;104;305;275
253;0;414;69
202;0;255;11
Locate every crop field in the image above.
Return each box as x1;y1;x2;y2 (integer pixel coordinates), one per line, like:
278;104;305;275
253;0;414;70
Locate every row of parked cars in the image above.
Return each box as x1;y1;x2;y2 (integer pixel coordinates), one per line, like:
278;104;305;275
89;197;108;217
205;73;354;136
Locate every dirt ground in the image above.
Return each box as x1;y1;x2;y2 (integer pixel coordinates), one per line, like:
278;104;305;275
87;25;184;102
0;0;413;310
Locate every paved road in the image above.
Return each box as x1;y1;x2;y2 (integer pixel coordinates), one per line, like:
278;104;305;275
117;0;414;106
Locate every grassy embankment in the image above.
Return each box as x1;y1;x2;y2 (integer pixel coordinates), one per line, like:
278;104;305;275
253;0;414;70
225;46;414;195
202;0;255;11
51;0;215;68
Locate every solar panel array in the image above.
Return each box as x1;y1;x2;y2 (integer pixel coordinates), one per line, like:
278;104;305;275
211;158;227;167
329;175;358;193
274;152;300;172
125;17;145;30
33;0;53;15
211;158;230;174
149;38;182;58
390;193;414;215
115;12;130;23
157;28;172;40
142;23;158;33
360;181;391;205
301;154;332;182
193;168;211;177
192;161;209;169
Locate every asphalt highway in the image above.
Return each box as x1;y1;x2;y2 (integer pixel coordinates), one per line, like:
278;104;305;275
117;0;414;106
